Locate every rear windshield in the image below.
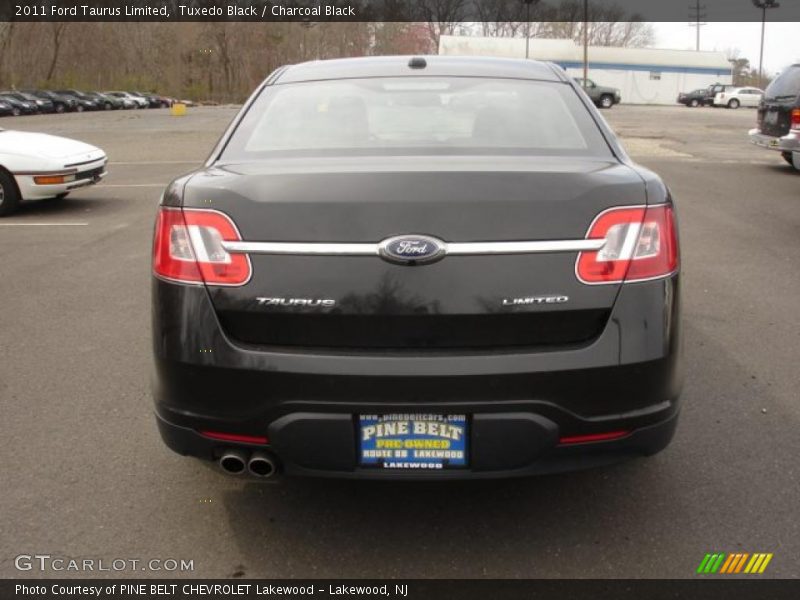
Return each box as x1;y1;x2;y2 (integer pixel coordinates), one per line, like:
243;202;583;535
765;66;800;100
221;77;612;160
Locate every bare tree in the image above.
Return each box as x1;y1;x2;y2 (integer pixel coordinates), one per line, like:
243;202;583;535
537;1;653;47
415;0;469;49
45;23;70;83
0;23;14;82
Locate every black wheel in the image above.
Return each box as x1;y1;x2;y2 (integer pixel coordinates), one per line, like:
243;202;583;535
0;170;21;217
728;99;740;109
55;103;65;113
76;105;84;112
104;102;112;110
12;108;20;116
689;99;700;107
783;152;794;165
599;95;614;109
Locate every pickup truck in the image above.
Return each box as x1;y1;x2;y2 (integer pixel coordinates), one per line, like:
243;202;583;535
574;78;622;109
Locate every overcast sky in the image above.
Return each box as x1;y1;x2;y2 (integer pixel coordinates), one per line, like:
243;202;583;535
651;22;800;76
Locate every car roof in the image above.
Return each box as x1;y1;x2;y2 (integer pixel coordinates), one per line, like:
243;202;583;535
276;56;563;85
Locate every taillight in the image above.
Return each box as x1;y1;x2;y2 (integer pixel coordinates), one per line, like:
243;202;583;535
153;207;251;286
576;204;679;284
791;108;800;130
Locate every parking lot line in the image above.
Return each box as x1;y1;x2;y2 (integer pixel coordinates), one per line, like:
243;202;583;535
100;183;168;187
109;160;201;165
0;222;89;226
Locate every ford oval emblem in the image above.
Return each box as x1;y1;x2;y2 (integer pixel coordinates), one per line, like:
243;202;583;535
378;234;447;265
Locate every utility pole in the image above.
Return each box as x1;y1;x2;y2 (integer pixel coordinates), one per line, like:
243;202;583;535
752;0;780;88
583;0;589;83
523;0;536;59
688;0;707;51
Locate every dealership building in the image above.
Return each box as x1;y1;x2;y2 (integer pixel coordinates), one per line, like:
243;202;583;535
439;35;733;105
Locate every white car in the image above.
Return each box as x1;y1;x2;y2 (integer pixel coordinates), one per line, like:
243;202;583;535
105;91;148;109
0;128;107;216
714;87;764;109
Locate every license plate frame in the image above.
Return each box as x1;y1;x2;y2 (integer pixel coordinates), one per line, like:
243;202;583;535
358;413;469;470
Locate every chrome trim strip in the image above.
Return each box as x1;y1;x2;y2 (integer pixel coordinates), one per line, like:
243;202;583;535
221;239;605;257
222;241;379;256
447;239;605;255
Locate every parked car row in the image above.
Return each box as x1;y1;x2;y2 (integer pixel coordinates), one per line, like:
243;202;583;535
0;89;178;116
677;83;764;109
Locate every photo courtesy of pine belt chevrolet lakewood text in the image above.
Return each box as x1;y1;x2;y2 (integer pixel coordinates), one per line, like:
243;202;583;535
151;56;682;480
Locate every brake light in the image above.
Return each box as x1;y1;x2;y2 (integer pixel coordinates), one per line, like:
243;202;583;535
152;207;251;286
792;108;800;130
576;204;679;284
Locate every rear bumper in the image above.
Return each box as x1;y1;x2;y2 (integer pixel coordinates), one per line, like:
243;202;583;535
152;274;682;479
156;409;680;480
749;129;800;153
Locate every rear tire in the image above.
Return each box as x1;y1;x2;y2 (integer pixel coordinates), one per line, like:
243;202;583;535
783;152;794;165
728;99;740;109
689;99;700;107
0;170;21;217
12;108;20;116
104;102;112;110
55;103;65;113
599;95;614;109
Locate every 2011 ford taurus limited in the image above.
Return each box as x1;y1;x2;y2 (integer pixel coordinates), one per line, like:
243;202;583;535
152;56;682;480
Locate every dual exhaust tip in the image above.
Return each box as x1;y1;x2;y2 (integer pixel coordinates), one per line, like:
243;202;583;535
219;449;278;478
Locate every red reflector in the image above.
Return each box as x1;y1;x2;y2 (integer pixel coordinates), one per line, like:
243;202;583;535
199;431;269;445
152;207;252;286
576;204;679;284
792;108;800;130
559;430;630;445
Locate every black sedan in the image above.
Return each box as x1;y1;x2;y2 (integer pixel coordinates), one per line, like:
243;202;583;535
0;99;14;116
24;90;77;113
0;93;38;116
677;88;710;107
152;56;682;480
2;91;54;113
53;90;100;111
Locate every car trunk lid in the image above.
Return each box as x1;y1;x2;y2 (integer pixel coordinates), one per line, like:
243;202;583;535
183;156;647;351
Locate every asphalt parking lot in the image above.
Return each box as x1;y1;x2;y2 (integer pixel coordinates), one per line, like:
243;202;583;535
1;104;798;579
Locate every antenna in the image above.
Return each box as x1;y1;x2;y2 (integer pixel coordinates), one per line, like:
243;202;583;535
688;0;707;51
